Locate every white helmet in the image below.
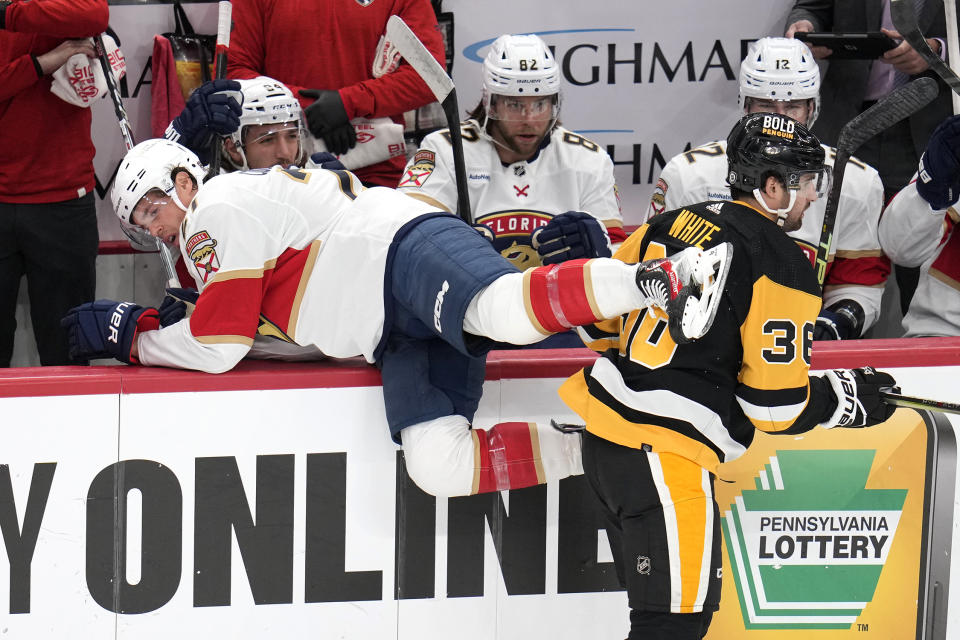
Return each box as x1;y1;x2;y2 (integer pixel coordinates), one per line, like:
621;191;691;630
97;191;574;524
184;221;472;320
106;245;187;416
483;34;560;97
739;37;821;127
480;34;561;139
227;76;304;170
112;139;205;225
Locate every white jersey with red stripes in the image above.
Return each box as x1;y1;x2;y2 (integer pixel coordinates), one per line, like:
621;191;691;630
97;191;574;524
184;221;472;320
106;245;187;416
136;166;439;372
879;180;960;336
397;120;624;269
648;139;888;329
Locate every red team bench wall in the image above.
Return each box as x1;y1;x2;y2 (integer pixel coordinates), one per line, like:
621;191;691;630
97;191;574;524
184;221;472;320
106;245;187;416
0;340;957;639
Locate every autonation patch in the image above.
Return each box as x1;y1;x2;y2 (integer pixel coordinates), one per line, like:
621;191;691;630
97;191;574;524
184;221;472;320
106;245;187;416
721;449;907;630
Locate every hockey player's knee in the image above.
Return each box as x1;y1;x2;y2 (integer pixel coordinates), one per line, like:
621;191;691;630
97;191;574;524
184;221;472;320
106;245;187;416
400;415;475;498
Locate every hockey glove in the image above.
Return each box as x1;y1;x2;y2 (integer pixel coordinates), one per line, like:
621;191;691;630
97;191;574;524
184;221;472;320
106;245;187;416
813;299;866;341
820;367;900;429
471;223;495;243
166;79;241;163
531;211;612;264
158;287;199;327
299;89;357;155
61;300;160;365
916;115;960;210
307;151;347;171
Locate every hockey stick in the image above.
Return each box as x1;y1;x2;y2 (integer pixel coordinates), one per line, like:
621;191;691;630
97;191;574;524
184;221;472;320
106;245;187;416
205;1;232;180
881;389;960;415
94;34;134;151
386;15;472;223
946;0;960;113
815;77;939;288
95;34;180;288
891;0;960;96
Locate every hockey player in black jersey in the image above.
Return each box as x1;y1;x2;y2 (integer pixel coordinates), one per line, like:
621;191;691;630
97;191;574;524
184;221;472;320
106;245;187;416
559;113;900;640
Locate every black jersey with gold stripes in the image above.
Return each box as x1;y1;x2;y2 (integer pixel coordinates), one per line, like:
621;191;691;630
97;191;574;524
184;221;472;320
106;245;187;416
559;200;837;472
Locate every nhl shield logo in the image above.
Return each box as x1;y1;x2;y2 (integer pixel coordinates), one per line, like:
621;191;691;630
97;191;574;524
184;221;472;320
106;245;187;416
636;555;651;575
355;0;374;5
186;230;220;284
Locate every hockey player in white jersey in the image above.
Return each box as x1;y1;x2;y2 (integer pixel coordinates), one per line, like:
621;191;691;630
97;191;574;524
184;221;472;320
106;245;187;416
165;75;311;171
62;139;730;498
398;34;625;271
880;115;960;336
648;37;889;341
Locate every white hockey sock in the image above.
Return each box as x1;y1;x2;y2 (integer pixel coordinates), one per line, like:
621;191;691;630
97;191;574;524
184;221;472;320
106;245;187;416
400;415;583;498
463;259;645;343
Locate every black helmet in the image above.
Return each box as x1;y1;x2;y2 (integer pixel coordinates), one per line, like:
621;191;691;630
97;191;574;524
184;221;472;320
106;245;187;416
726;112;827;195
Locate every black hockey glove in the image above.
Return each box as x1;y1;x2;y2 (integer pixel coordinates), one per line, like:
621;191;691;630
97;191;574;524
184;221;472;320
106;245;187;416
167;79;241;163
820;367;900;428
813;299;866;341
299;89;357;155
158;287;199;327
917;115;960;210
61;300;160;364
308;151;347;171
472;223;495;243
532;211;612;264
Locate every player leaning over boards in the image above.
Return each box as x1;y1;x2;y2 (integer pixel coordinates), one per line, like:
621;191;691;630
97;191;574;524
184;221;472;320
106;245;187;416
61;139;730;498
561;113;900;640
398;34;625;271
648;37;889;341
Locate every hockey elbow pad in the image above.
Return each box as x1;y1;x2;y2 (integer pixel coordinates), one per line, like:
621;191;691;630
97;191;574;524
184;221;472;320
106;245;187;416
813;299;865;340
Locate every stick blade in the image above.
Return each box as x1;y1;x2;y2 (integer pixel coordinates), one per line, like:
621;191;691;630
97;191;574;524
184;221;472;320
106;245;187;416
837;77;939;153
386;15;453;103
892;0;960;95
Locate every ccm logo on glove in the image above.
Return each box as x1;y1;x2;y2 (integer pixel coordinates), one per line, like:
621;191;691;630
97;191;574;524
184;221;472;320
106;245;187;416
434;280;449;332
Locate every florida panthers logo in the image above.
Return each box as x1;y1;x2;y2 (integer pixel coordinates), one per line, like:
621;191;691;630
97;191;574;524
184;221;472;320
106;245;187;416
186;230;220;284
399;150;436;188
474;210;552;269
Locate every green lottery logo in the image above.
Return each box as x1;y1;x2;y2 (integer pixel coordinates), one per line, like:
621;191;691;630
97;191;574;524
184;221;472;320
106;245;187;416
721;450;907;629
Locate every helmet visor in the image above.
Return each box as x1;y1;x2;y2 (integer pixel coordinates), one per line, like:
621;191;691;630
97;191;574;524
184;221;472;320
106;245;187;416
131;189;172;230
243;121;303;147
795;167;832;200
487;94;559;122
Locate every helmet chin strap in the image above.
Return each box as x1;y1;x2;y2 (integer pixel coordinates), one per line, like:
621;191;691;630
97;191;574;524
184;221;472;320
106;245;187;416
478;113;522;155
170;190;190;212
752;187;797;227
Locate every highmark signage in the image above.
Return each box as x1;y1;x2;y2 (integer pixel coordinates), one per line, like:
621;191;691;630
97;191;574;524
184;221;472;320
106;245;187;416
707;410;930;639
723;450;906;629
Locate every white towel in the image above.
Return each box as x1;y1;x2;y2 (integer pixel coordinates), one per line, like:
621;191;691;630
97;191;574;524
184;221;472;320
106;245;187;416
50;35;125;108
307;117;406;170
